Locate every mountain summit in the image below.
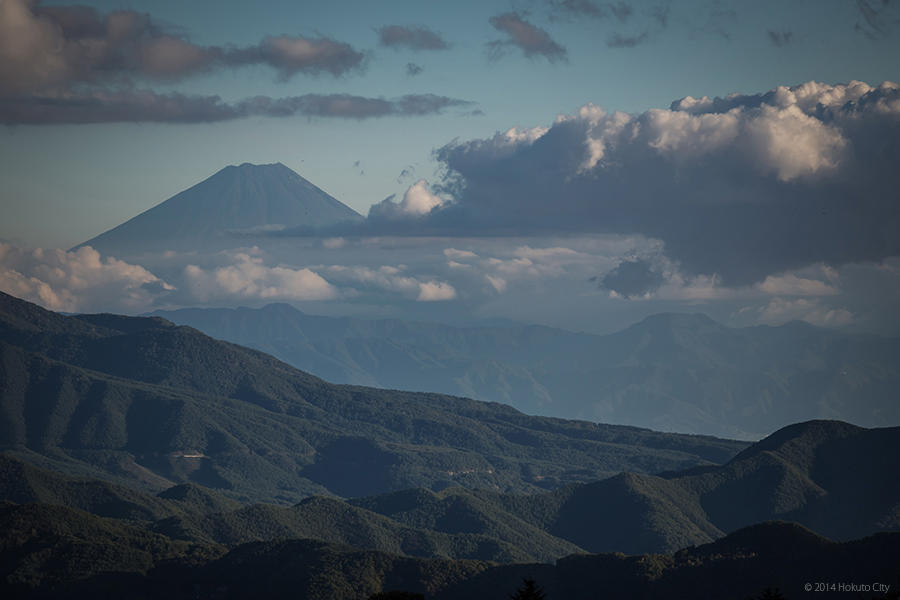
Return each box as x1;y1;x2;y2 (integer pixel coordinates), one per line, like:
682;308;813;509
78;163;362;255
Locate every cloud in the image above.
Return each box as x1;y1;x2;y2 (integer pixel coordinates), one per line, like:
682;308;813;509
322;237;346;249
406;62;424;76
319;264;456;302
377;25;449;50
753;298;855;327
854;0;900;39
243;35;364;79
767;30;794;47
757;271;838;296
0;91;474;124
0;0;364;96
487;12;567;62
551;1;633;21
427;80;900;285
0;1;478;125
607;31;649;47
368;180;446;220
443;248;478;260
0;243;173;312
417;281;457;301
599;259;663;298
183;250;337;303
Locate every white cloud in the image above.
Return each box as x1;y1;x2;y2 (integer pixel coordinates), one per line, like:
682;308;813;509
757;272;838;296
183;251;337;302
755;297;855;327
399;180;444;215
369;180;446;220
741;104;846;181
485;274;507;293
443;248;478;259
417;281;457;301
0;243;173;312
320;263;456;302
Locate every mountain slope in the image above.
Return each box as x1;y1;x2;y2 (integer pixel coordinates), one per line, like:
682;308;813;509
152;303;900;439
0;291;745;503
544;419;900;553
4;504;898;600
77;163;362;256
2;418;898;562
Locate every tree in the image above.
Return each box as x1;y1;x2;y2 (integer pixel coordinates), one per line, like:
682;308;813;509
509;577;547;600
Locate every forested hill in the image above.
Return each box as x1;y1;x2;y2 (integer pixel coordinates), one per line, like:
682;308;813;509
0;291;745;504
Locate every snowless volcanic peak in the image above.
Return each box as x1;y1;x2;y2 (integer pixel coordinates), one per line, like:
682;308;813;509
78;162;362;254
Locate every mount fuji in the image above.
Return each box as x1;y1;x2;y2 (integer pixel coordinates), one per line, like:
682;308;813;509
77;162;362;256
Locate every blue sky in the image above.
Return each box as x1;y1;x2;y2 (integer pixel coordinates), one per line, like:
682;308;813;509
2;0;898;247
0;0;898;335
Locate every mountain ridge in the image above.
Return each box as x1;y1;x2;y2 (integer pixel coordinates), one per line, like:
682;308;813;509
150;302;900;439
0;291;745;504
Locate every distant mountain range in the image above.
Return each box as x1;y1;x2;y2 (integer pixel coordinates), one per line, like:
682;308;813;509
151;303;900;440
0;291;744;504
77;162;362;255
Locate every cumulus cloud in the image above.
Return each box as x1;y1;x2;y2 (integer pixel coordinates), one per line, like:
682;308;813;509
487;12;567;62
427;80;900;285
0;91;473;124
757;272;838;296
377;25;449;50
0;243;173;312
183;250;337;303
752;298;855;328
417;281;457;301
368;180;447;220
319;264;456;302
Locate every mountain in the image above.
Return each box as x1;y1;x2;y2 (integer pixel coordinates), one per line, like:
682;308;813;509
350;420;900;555
3;418;897;564
151;303;900;439
0;291;745;504
4;499;898;600
76;163;362;256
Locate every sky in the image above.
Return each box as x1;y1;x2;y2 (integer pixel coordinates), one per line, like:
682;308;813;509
0;0;899;335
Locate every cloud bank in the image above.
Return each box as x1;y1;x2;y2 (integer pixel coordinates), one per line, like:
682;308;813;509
0;0;471;124
183;251;337;303
0;243;172;312
427;80;900;285
0;91;473;125
0;0;364;95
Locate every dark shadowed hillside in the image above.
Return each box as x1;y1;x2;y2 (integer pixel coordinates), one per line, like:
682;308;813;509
4;418;896;563
0;291;745;504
